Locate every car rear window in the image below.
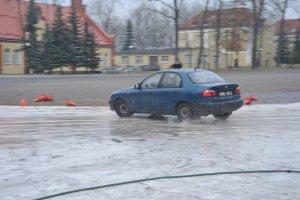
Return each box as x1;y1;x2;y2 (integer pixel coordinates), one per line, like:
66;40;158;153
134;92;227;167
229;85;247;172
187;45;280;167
188;71;224;84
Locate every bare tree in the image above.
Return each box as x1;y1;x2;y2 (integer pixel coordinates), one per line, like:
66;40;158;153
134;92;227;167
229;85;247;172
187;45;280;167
36;0;66;4
197;0;209;69
214;0;223;69
178;1;203;26
148;0;183;60
272;0;290;66
130;2;173;49
250;0;266;68
88;0;120;34
87;0;126;50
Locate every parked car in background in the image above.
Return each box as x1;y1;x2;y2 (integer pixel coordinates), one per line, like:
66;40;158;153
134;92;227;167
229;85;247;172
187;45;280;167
109;69;243;121
139;65;161;71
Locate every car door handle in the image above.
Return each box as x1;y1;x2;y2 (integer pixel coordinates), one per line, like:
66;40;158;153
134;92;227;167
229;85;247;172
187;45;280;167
148;92;153;94
172;92;177;94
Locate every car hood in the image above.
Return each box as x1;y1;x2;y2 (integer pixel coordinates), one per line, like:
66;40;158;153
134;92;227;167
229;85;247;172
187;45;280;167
112;87;135;95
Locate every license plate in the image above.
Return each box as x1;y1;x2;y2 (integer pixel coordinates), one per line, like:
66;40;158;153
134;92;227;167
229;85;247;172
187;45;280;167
219;91;233;96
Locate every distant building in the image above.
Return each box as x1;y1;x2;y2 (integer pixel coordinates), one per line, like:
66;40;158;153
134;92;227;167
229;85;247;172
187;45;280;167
274;19;300;40
115;48;199;69
179;7;277;68
0;0;114;74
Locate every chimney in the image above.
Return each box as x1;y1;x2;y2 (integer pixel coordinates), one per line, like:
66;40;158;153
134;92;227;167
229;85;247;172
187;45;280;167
71;0;86;12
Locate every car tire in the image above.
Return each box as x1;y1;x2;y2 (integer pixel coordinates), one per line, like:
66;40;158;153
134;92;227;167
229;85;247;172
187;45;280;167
213;112;232;120
176;103;192;121
115;99;133;117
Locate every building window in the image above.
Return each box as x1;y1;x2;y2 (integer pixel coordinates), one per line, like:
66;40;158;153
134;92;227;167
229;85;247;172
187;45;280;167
180;33;186;40
4;49;11;65
188;33;193;42
201;55;207;64
136;56;143;65
203;19;209;25
161;56;169;64
14;49;21;65
98;53;102;66
121;56;128;65
103;53;108;66
185;54;193;64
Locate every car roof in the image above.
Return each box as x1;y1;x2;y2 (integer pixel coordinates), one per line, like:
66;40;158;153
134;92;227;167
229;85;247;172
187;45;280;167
162;69;211;75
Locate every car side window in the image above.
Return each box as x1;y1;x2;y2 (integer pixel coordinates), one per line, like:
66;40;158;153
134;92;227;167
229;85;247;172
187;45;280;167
161;73;182;88
141;73;163;89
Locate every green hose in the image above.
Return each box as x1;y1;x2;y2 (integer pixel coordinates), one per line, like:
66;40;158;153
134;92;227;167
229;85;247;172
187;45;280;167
33;169;300;200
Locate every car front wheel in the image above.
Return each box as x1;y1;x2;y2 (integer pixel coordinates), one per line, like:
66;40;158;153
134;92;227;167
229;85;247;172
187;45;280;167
115;99;133;117
213;112;232;120
176;103;192;121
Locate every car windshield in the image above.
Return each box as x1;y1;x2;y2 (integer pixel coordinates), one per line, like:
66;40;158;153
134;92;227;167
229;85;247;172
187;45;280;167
188;71;225;84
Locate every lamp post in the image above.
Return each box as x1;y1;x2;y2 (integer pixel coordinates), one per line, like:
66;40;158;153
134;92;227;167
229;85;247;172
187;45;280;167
24;42;31;74
148;0;179;61
127;45;134;66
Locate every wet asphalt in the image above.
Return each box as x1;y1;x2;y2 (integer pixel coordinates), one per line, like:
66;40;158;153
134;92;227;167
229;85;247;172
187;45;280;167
0;68;300;106
0;104;300;200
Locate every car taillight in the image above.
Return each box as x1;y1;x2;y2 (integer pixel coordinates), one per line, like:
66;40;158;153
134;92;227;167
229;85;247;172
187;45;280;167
202;90;217;97
235;87;241;95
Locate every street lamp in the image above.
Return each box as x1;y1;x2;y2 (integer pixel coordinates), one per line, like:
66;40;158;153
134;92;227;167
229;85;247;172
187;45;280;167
148;0;179;61
24;42;31;74
127;45;134;66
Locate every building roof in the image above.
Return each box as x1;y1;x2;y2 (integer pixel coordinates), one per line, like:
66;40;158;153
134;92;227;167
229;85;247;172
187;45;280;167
180;7;262;30
274;19;300;36
0;0;114;46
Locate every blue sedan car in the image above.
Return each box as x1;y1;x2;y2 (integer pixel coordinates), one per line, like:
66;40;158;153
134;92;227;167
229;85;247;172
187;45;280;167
109;69;243;121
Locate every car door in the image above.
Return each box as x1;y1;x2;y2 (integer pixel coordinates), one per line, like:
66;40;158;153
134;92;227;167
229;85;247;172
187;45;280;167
132;73;163;113
156;72;183;115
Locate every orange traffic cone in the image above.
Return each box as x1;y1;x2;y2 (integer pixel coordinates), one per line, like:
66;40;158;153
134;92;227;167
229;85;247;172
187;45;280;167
19;98;28;106
244;98;252;105
33;94;54;102
66;100;75;106
44;95;54;101
249;95;258;101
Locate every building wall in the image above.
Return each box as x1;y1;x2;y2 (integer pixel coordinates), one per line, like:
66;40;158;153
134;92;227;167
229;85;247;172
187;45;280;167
50;47;113;73
1;42;25;74
179;24;277;68
260;21;277;67
98;47;112;68
115;53;176;69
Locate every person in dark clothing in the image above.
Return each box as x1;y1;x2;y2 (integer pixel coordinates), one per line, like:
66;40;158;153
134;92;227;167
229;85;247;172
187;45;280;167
170;59;182;69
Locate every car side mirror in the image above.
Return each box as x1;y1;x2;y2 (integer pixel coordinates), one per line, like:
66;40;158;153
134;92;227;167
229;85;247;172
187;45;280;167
134;83;141;89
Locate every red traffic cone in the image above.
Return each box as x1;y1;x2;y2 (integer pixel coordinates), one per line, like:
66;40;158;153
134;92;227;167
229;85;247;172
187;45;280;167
44;95;54;101
66;100;75;106
33;95;46;102
249;95;258;101
244;98;252;105
33;95;54;102
19;98;28;106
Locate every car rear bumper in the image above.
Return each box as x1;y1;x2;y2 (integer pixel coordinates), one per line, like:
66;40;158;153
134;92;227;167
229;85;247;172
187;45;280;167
191;99;243;116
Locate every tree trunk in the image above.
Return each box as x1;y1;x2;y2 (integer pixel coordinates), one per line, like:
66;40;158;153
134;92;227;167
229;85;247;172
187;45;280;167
214;0;223;70
197;0;209;69
276;0;289;67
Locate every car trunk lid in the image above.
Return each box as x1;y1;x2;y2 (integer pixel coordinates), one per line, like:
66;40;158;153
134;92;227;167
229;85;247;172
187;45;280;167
197;82;240;102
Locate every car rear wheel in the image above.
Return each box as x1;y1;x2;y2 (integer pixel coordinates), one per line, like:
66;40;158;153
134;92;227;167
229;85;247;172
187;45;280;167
213;112;232;120
115;99;133;117
177;103;192;121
